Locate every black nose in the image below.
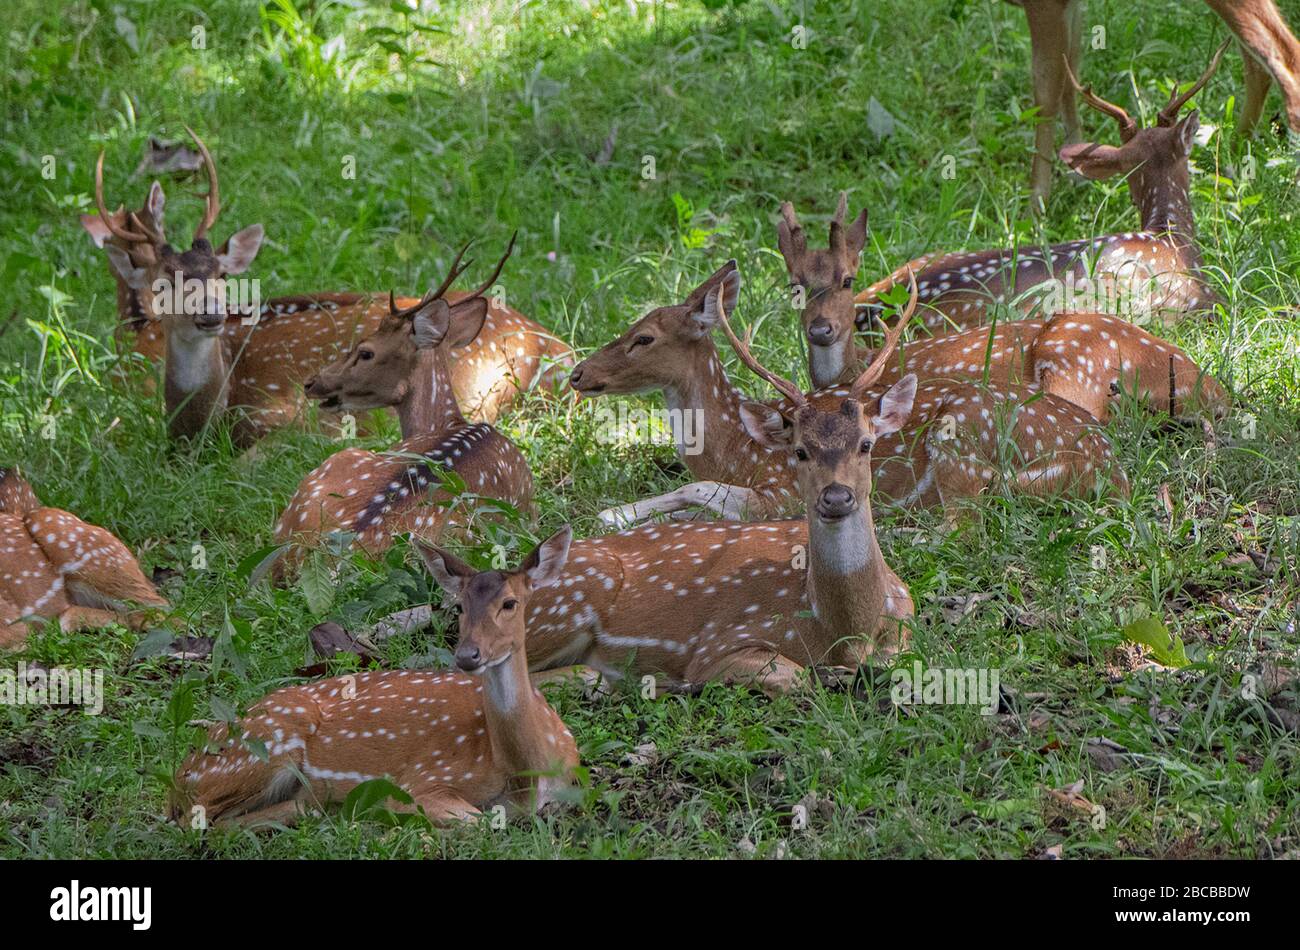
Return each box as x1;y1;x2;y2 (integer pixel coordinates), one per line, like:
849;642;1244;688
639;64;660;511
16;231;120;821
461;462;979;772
455;643;482;671
569;365;584;388
817;483;858;520
304;375;319;392
807;317;836;345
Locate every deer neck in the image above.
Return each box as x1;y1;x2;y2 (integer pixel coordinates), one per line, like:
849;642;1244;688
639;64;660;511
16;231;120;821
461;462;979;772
661;345;760;480
163;325;230;437
396;347;464;438
810;343;853;390
481;647;560;786
805;505;889;654
1132;167;1198;259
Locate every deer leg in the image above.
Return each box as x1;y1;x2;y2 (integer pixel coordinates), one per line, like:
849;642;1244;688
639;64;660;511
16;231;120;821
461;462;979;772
596;481;758;529
1238;46;1274;134
702;648;807;697
56;606;124;633
530;664;611;697
218;798;311;829
1206;0;1300;131
411;789;482;823
1022;0;1080;206
1060;0;1085;144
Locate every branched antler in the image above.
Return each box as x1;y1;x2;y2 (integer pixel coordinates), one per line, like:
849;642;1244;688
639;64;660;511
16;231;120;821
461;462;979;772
850;269;918;399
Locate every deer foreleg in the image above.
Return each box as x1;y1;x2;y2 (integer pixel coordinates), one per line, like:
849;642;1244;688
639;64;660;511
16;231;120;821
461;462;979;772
596;481;759;529
703;648;807;697
1022;0;1082;206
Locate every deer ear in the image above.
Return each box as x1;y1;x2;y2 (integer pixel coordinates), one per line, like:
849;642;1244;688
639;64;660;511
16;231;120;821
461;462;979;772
846;208;868;259
415;540;476;598
411;298;452;348
217;223;264;275
1059;142;1129;180
522;526;572;590
445;296;489;348
871;373;916;438
688;264;740;337
80;211;119;248
104;245;149;289
146;181;166;225
740;401;794;448
1175;110;1200;155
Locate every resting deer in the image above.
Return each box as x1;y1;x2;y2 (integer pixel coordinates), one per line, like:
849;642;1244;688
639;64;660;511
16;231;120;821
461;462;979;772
1008;0;1300;204
776;196;1229;422
518;285;917;695
851;45;1228;334
171;528;578;827
272;240;534;573
0;468;167;650
88;133;569;431
569;261;1127;528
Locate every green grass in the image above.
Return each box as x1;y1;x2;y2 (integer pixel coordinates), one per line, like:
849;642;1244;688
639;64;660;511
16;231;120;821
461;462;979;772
1;0;1299;858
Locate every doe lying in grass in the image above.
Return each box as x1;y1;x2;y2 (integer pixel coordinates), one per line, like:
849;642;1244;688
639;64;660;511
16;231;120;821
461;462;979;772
171;528;579;828
0;468;166;650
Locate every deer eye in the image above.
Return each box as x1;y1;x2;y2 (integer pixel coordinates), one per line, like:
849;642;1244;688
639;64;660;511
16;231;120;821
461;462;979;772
859;438;874;454
357;349;374;361
794;447;809;462
841;276;854;289
502;599;518;611
632;335;654;348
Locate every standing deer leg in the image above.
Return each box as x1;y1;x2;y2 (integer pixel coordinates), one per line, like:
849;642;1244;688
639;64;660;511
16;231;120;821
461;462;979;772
1238;47;1274;133
596;481;759;529
1060;0;1085;145
1022;0;1082;207
1205;0;1300;132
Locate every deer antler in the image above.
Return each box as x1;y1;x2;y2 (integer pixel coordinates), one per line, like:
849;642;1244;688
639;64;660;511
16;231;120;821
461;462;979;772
850;269;918;399
462;230;517;302
94;151;157;245
185;127;220;241
1159;38;1230;125
1063;55;1137;141
712;284;808;409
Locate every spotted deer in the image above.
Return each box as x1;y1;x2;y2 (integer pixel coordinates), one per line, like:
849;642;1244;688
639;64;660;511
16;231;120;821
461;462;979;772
171;528;578;828
88;136;569;431
855;312;1229;424
569;261;1127;528
0;468;167;650
272;241;534;574
850;45;1228;334
1009;0;1300;204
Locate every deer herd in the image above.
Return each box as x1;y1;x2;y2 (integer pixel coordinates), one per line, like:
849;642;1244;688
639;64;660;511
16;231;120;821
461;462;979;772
8;7;1289;828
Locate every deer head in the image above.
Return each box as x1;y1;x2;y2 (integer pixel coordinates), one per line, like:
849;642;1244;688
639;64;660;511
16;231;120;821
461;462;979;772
304;235;515;419
774;193;869;386
1058;41;1229;213
568;260;741;397
97;128;264;340
725;274;918;532
417;526;572;673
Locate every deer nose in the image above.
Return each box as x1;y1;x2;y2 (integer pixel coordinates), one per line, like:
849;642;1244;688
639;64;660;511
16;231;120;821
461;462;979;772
304;375;319;393
816;483;858;521
455;642;483;672
807;318;836;346
568;364;584;388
